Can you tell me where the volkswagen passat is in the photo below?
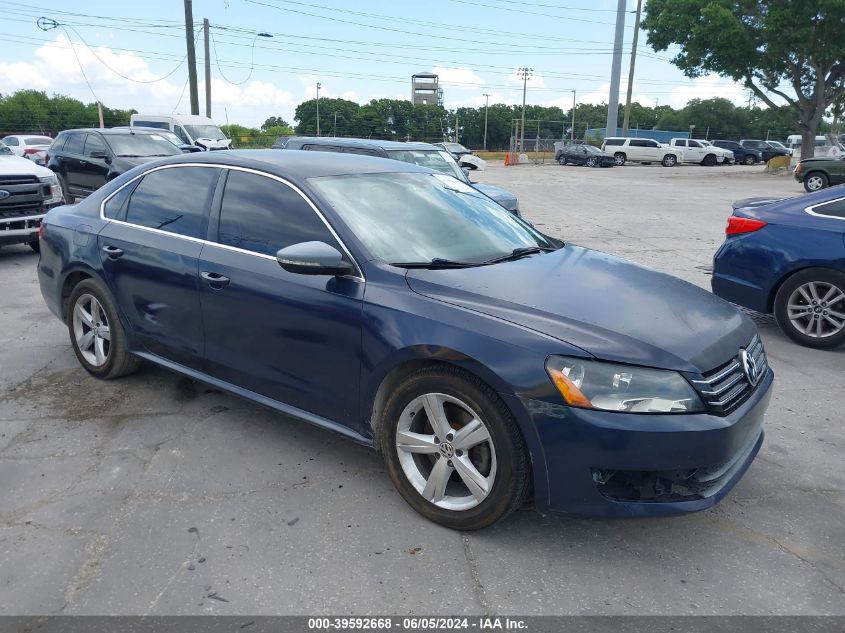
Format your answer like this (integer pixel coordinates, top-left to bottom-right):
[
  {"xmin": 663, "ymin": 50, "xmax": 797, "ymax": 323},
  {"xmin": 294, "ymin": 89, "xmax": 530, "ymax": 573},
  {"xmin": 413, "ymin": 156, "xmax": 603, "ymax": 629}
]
[{"xmin": 38, "ymin": 151, "xmax": 773, "ymax": 529}]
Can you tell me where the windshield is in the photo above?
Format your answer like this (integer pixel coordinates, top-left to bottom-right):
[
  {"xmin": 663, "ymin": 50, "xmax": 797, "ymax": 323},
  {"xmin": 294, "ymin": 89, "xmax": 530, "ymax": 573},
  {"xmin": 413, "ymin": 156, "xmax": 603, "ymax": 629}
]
[
  {"xmin": 385, "ymin": 149, "xmax": 466, "ymax": 180},
  {"xmin": 185, "ymin": 125, "xmax": 226, "ymax": 140},
  {"xmin": 105, "ymin": 134, "xmax": 183, "ymax": 157},
  {"xmin": 445, "ymin": 143, "xmax": 469, "ymax": 153},
  {"xmin": 310, "ymin": 172, "xmax": 554, "ymax": 265}
]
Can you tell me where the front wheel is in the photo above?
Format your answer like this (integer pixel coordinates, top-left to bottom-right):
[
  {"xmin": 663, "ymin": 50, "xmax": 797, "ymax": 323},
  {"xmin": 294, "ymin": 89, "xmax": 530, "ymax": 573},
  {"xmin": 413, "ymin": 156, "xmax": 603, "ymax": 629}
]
[
  {"xmin": 803, "ymin": 172, "xmax": 828, "ymax": 192},
  {"xmin": 67, "ymin": 278, "xmax": 141, "ymax": 379},
  {"xmin": 743, "ymin": 154, "xmax": 756, "ymax": 166},
  {"xmin": 662, "ymin": 154, "xmax": 677, "ymax": 167},
  {"xmin": 379, "ymin": 366, "xmax": 530, "ymax": 530},
  {"xmin": 557, "ymin": 155, "xmax": 567, "ymax": 165},
  {"xmin": 585, "ymin": 157, "xmax": 597, "ymax": 167},
  {"xmin": 774, "ymin": 268, "xmax": 845, "ymax": 349}
]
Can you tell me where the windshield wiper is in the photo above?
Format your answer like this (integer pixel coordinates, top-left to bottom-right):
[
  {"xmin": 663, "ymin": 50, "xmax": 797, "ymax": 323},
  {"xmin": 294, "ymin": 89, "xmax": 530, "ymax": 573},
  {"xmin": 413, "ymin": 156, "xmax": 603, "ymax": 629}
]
[
  {"xmin": 482, "ymin": 246, "xmax": 555, "ymax": 265},
  {"xmin": 391, "ymin": 258, "xmax": 480, "ymax": 269}
]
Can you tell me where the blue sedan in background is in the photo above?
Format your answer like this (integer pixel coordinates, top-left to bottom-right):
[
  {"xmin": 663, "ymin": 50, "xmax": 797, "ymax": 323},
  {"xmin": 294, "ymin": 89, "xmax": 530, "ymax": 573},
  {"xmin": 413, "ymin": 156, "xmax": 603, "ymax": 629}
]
[
  {"xmin": 712, "ymin": 186, "xmax": 845, "ymax": 349},
  {"xmin": 38, "ymin": 150, "xmax": 772, "ymax": 529}
]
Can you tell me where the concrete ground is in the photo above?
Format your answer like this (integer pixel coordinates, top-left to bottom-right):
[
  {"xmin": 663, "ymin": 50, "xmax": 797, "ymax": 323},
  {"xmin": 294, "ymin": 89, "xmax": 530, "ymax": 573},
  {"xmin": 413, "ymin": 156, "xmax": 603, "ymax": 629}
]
[{"xmin": 0, "ymin": 163, "xmax": 843, "ymax": 616}]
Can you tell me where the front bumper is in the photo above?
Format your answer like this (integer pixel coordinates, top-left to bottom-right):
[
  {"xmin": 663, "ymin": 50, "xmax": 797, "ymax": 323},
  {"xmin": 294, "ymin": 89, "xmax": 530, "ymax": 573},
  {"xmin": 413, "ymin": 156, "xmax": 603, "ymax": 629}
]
[
  {"xmin": 0, "ymin": 213, "xmax": 44, "ymax": 245},
  {"xmin": 520, "ymin": 369, "xmax": 772, "ymax": 517}
]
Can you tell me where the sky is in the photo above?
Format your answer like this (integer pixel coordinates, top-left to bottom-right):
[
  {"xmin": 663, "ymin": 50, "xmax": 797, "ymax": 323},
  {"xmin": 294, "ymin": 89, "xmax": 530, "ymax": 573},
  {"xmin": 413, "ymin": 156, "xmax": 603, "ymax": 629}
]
[{"xmin": 0, "ymin": 0, "xmax": 754, "ymax": 128}]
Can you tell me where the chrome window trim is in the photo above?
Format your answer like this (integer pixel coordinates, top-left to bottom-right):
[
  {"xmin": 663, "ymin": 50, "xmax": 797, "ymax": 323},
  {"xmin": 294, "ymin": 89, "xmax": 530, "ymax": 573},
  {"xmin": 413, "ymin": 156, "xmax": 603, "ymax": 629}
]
[
  {"xmin": 804, "ymin": 196, "xmax": 845, "ymax": 222},
  {"xmin": 99, "ymin": 162, "xmax": 365, "ymax": 281}
]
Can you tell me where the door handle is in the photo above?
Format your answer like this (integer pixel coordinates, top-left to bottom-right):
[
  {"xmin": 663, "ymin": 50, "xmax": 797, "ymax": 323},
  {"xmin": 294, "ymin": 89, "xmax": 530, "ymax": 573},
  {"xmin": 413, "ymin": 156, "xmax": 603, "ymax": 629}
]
[
  {"xmin": 201, "ymin": 271, "xmax": 230, "ymax": 289},
  {"xmin": 101, "ymin": 245, "xmax": 124, "ymax": 259}
]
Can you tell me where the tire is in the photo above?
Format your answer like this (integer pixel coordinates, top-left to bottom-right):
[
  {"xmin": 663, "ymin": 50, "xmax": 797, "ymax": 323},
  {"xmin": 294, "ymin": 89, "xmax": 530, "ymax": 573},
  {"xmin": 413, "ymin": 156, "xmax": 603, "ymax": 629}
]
[
  {"xmin": 803, "ymin": 172, "xmax": 829, "ymax": 192},
  {"xmin": 702, "ymin": 153, "xmax": 717, "ymax": 166},
  {"xmin": 57, "ymin": 173, "xmax": 71, "ymax": 203},
  {"xmin": 774, "ymin": 268, "xmax": 845, "ymax": 349},
  {"xmin": 585, "ymin": 157, "xmax": 597, "ymax": 168},
  {"xmin": 661, "ymin": 154, "xmax": 677, "ymax": 167},
  {"xmin": 378, "ymin": 366, "xmax": 531, "ymax": 530},
  {"xmin": 743, "ymin": 154, "xmax": 756, "ymax": 166},
  {"xmin": 67, "ymin": 278, "xmax": 141, "ymax": 379},
  {"xmin": 613, "ymin": 152, "xmax": 626, "ymax": 166},
  {"xmin": 557, "ymin": 155, "xmax": 567, "ymax": 165},
  {"xmin": 28, "ymin": 239, "xmax": 40, "ymax": 253}
]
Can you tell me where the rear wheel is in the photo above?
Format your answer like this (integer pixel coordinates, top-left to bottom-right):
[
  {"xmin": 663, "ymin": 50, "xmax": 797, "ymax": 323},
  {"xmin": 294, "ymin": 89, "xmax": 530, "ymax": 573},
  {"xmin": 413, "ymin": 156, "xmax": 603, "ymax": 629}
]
[
  {"xmin": 379, "ymin": 366, "xmax": 530, "ymax": 530},
  {"xmin": 28, "ymin": 239, "xmax": 40, "ymax": 252},
  {"xmin": 774, "ymin": 268, "xmax": 845, "ymax": 349},
  {"xmin": 613, "ymin": 152, "xmax": 626, "ymax": 166},
  {"xmin": 57, "ymin": 173, "xmax": 71, "ymax": 203},
  {"xmin": 803, "ymin": 172, "xmax": 828, "ymax": 192},
  {"xmin": 67, "ymin": 278, "xmax": 141, "ymax": 379},
  {"xmin": 662, "ymin": 154, "xmax": 677, "ymax": 167}
]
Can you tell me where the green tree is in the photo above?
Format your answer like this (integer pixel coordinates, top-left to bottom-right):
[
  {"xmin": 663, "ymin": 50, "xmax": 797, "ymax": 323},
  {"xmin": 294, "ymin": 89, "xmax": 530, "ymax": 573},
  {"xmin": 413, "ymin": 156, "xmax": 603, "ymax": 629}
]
[
  {"xmin": 294, "ymin": 97, "xmax": 360, "ymax": 136},
  {"xmin": 642, "ymin": 0, "xmax": 845, "ymax": 158},
  {"xmin": 261, "ymin": 116, "xmax": 293, "ymax": 133}
]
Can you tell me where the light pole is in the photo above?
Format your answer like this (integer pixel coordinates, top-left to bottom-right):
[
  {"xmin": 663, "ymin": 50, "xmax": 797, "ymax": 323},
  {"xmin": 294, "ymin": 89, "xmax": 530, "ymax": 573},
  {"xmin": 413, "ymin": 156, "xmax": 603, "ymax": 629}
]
[
  {"xmin": 316, "ymin": 82, "xmax": 322, "ymax": 136},
  {"xmin": 570, "ymin": 89, "xmax": 576, "ymax": 143},
  {"xmin": 518, "ymin": 67, "xmax": 532, "ymax": 153},
  {"xmin": 482, "ymin": 93, "xmax": 491, "ymax": 151}
]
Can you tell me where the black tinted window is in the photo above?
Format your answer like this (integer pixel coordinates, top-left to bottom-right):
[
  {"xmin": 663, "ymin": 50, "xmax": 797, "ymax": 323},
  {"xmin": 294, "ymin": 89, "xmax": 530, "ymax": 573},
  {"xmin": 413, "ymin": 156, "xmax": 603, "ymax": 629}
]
[
  {"xmin": 83, "ymin": 133, "xmax": 107, "ymax": 157},
  {"xmin": 304, "ymin": 145, "xmax": 343, "ymax": 153},
  {"xmin": 630, "ymin": 139, "xmax": 650, "ymax": 147},
  {"xmin": 125, "ymin": 167, "xmax": 219, "ymax": 238},
  {"xmin": 50, "ymin": 135, "xmax": 67, "ymax": 152},
  {"xmin": 103, "ymin": 179, "xmax": 141, "ymax": 220},
  {"xmin": 218, "ymin": 170, "xmax": 339, "ymax": 256},
  {"xmin": 604, "ymin": 139, "xmax": 624, "ymax": 146},
  {"xmin": 64, "ymin": 133, "xmax": 85, "ymax": 154},
  {"xmin": 811, "ymin": 198, "xmax": 845, "ymax": 219}
]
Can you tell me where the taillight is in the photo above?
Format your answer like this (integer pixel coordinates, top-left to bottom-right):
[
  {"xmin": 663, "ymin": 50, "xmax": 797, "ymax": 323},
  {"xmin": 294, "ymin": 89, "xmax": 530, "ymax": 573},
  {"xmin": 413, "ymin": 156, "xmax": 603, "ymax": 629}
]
[
  {"xmin": 23, "ymin": 148, "xmax": 39, "ymax": 155},
  {"xmin": 38, "ymin": 222, "xmax": 45, "ymax": 240},
  {"xmin": 726, "ymin": 216, "xmax": 767, "ymax": 236}
]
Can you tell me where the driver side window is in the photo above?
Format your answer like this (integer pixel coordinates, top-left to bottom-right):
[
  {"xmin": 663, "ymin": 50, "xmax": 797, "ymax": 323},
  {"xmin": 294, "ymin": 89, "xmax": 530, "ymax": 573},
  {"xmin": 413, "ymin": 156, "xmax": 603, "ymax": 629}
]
[{"xmin": 175, "ymin": 126, "xmax": 191, "ymax": 144}]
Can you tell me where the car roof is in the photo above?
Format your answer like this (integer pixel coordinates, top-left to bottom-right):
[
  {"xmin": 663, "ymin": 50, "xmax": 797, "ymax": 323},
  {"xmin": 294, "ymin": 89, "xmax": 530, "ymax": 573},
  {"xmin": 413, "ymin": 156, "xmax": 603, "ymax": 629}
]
[
  {"xmin": 285, "ymin": 136, "xmax": 440, "ymax": 152},
  {"xmin": 59, "ymin": 128, "xmax": 166, "ymax": 136},
  {"xmin": 145, "ymin": 149, "xmax": 432, "ymax": 179}
]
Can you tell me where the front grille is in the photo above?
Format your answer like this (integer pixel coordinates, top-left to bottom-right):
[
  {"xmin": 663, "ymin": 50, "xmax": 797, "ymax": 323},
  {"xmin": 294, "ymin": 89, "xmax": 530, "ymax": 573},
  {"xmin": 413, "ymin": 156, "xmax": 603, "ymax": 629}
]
[
  {"xmin": 0, "ymin": 174, "xmax": 39, "ymax": 185},
  {"xmin": 0, "ymin": 202, "xmax": 43, "ymax": 219},
  {"xmin": 691, "ymin": 335, "xmax": 769, "ymax": 415}
]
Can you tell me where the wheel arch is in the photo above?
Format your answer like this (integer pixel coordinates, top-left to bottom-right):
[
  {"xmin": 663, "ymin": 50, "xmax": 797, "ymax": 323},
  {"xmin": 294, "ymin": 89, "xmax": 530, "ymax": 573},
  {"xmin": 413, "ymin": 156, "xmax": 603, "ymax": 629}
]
[{"xmin": 766, "ymin": 264, "xmax": 842, "ymax": 312}]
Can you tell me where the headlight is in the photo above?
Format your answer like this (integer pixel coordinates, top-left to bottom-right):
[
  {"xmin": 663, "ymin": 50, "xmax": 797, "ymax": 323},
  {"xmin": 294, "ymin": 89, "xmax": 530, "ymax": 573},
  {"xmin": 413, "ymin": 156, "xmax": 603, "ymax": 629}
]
[
  {"xmin": 38, "ymin": 174, "xmax": 63, "ymax": 204},
  {"xmin": 545, "ymin": 356, "xmax": 705, "ymax": 414}
]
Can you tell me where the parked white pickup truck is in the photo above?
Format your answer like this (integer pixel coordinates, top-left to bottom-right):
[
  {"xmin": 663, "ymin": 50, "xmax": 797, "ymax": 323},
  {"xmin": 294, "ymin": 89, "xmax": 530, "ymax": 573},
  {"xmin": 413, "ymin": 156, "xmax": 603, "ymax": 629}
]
[
  {"xmin": 668, "ymin": 138, "xmax": 733, "ymax": 165},
  {"xmin": 601, "ymin": 137, "xmax": 684, "ymax": 166}
]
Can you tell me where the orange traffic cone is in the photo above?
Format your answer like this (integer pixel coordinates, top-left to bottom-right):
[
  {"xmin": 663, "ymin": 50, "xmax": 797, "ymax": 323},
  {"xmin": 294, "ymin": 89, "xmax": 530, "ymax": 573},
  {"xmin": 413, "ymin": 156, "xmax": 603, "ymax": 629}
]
[{"xmin": 504, "ymin": 153, "xmax": 510, "ymax": 167}]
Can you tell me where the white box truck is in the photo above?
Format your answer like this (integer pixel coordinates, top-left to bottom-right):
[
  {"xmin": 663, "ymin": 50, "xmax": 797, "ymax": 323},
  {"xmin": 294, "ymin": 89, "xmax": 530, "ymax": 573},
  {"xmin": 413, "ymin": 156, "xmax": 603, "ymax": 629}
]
[{"xmin": 130, "ymin": 114, "xmax": 232, "ymax": 150}]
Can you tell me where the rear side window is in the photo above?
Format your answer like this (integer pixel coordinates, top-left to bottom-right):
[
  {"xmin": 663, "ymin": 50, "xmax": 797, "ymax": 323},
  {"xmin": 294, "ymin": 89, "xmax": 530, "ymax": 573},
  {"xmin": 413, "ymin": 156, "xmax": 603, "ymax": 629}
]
[
  {"xmin": 4, "ymin": 137, "xmax": 19, "ymax": 146},
  {"xmin": 125, "ymin": 166, "xmax": 219, "ymax": 239},
  {"xmin": 343, "ymin": 147, "xmax": 380, "ymax": 156},
  {"xmin": 809, "ymin": 198, "xmax": 845, "ymax": 219},
  {"xmin": 64, "ymin": 133, "xmax": 85, "ymax": 155},
  {"xmin": 50, "ymin": 134, "xmax": 67, "ymax": 152},
  {"xmin": 217, "ymin": 170, "xmax": 341, "ymax": 256},
  {"xmin": 603, "ymin": 139, "xmax": 624, "ymax": 146},
  {"xmin": 630, "ymin": 139, "xmax": 651, "ymax": 147},
  {"xmin": 103, "ymin": 179, "xmax": 141, "ymax": 220}
]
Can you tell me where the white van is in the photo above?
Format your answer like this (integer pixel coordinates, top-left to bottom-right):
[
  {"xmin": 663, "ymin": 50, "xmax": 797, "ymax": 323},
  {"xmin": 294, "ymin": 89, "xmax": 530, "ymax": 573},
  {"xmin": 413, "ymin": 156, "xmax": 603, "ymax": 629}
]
[
  {"xmin": 785, "ymin": 134, "xmax": 842, "ymax": 158},
  {"xmin": 130, "ymin": 114, "xmax": 232, "ymax": 150}
]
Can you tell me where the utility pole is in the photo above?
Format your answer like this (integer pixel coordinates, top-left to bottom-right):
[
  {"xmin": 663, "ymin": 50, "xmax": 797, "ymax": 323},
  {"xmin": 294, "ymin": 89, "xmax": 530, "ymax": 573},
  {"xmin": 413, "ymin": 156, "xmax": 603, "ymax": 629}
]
[
  {"xmin": 333, "ymin": 112, "xmax": 337, "ymax": 137},
  {"xmin": 605, "ymin": 0, "xmax": 626, "ymax": 136},
  {"xmin": 571, "ymin": 89, "xmax": 576, "ymax": 142},
  {"xmin": 455, "ymin": 115, "xmax": 459, "ymax": 144},
  {"xmin": 518, "ymin": 67, "xmax": 532, "ymax": 153},
  {"xmin": 203, "ymin": 18, "xmax": 211, "ymax": 118},
  {"xmin": 97, "ymin": 101, "xmax": 104, "ymax": 128},
  {"xmin": 315, "ymin": 82, "xmax": 321, "ymax": 136},
  {"xmin": 183, "ymin": 0, "xmax": 199, "ymax": 115},
  {"xmin": 621, "ymin": 0, "xmax": 642, "ymax": 136},
  {"xmin": 482, "ymin": 93, "xmax": 490, "ymax": 150}
]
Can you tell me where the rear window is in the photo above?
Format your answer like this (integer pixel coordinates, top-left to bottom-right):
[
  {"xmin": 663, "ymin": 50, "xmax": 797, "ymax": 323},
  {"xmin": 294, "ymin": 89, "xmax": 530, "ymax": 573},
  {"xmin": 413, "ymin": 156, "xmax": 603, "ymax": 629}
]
[
  {"xmin": 304, "ymin": 145, "xmax": 344, "ymax": 153},
  {"xmin": 603, "ymin": 139, "xmax": 624, "ymax": 146},
  {"xmin": 133, "ymin": 120, "xmax": 170, "ymax": 130},
  {"xmin": 25, "ymin": 137, "xmax": 52, "ymax": 145}
]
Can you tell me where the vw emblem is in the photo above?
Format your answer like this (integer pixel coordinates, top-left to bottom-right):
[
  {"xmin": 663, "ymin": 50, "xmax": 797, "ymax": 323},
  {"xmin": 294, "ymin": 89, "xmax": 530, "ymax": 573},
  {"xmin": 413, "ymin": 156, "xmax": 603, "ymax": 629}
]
[
  {"xmin": 0, "ymin": 189, "xmax": 10, "ymax": 200},
  {"xmin": 740, "ymin": 349, "xmax": 759, "ymax": 387},
  {"xmin": 438, "ymin": 442, "xmax": 454, "ymax": 459}
]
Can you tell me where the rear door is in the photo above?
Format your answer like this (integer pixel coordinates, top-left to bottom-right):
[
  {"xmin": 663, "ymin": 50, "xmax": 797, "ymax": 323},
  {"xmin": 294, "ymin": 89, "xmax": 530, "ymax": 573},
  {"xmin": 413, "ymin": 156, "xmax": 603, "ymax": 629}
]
[
  {"xmin": 98, "ymin": 164, "xmax": 221, "ymax": 369},
  {"xmin": 197, "ymin": 168, "xmax": 365, "ymax": 429}
]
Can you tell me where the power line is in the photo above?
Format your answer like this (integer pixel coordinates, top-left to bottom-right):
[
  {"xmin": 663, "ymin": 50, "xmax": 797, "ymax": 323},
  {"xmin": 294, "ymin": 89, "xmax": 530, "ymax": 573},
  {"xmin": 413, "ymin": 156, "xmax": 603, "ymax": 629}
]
[{"xmin": 445, "ymin": 0, "xmax": 636, "ymax": 26}]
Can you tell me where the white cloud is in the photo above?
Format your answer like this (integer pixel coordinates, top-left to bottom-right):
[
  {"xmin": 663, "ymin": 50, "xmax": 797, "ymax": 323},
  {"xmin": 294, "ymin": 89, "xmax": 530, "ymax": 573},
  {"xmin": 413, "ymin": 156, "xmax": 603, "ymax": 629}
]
[
  {"xmin": 667, "ymin": 75, "xmax": 746, "ymax": 108},
  {"xmin": 0, "ymin": 35, "xmax": 296, "ymax": 127},
  {"xmin": 432, "ymin": 66, "xmax": 484, "ymax": 88}
]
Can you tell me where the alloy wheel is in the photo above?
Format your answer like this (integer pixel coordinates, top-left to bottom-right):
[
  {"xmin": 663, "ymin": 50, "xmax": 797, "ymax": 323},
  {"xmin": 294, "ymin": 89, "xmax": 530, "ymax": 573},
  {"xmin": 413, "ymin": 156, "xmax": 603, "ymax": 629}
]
[
  {"xmin": 805, "ymin": 175, "xmax": 826, "ymax": 191},
  {"xmin": 72, "ymin": 293, "xmax": 111, "ymax": 366},
  {"xmin": 586, "ymin": 157, "xmax": 596, "ymax": 167},
  {"xmin": 786, "ymin": 281, "xmax": 845, "ymax": 338},
  {"xmin": 395, "ymin": 393, "xmax": 497, "ymax": 511}
]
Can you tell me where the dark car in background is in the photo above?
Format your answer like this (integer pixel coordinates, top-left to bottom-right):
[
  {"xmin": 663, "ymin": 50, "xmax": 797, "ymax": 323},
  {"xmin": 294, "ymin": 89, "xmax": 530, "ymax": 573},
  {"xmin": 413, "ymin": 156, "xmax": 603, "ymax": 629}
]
[
  {"xmin": 711, "ymin": 140, "xmax": 763, "ymax": 165},
  {"xmin": 712, "ymin": 186, "xmax": 845, "ymax": 348},
  {"xmin": 281, "ymin": 137, "xmax": 521, "ymax": 216},
  {"xmin": 739, "ymin": 139, "xmax": 791, "ymax": 162},
  {"xmin": 47, "ymin": 128, "xmax": 182, "ymax": 201},
  {"xmin": 556, "ymin": 144, "xmax": 615, "ymax": 168},
  {"xmin": 39, "ymin": 150, "xmax": 772, "ymax": 529},
  {"xmin": 794, "ymin": 155, "xmax": 845, "ymax": 192}
]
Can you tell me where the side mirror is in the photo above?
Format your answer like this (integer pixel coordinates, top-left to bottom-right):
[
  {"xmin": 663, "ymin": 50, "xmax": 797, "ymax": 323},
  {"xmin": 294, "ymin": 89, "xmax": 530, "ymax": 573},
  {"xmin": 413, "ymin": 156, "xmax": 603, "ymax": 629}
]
[
  {"xmin": 276, "ymin": 241, "xmax": 352, "ymax": 276},
  {"xmin": 180, "ymin": 144, "xmax": 203, "ymax": 153},
  {"xmin": 90, "ymin": 150, "xmax": 108, "ymax": 159}
]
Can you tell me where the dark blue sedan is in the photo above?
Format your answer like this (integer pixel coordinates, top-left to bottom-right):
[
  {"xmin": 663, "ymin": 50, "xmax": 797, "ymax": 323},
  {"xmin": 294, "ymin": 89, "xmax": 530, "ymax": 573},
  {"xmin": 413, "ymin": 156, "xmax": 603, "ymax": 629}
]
[
  {"xmin": 712, "ymin": 186, "xmax": 845, "ymax": 349},
  {"xmin": 38, "ymin": 150, "xmax": 772, "ymax": 529}
]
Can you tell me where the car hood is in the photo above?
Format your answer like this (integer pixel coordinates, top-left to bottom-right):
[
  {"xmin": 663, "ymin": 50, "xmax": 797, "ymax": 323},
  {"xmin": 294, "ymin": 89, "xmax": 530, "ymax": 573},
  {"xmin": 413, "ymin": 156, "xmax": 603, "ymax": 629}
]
[
  {"xmin": 0, "ymin": 155, "xmax": 54, "ymax": 177},
  {"xmin": 405, "ymin": 245, "xmax": 755, "ymax": 372},
  {"xmin": 114, "ymin": 156, "xmax": 169, "ymax": 169},
  {"xmin": 471, "ymin": 183, "xmax": 518, "ymax": 211},
  {"xmin": 800, "ymin": 156, "xmax": 843, "ymax": 164}
]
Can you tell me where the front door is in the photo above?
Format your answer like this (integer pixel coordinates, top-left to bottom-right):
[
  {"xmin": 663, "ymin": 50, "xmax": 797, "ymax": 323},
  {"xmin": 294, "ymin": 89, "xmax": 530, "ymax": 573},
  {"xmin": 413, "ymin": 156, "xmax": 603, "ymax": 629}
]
[
  {"xmin": 98, "ymin": 165, "xmax": 221, "ymax": 369},
  {"xmin": 79, "ymin": 133, "xmax": 111, "ymax": 194},
  {"xmin": 198, "ymin": 168, "xmax": 365, "ymax": 430}
]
